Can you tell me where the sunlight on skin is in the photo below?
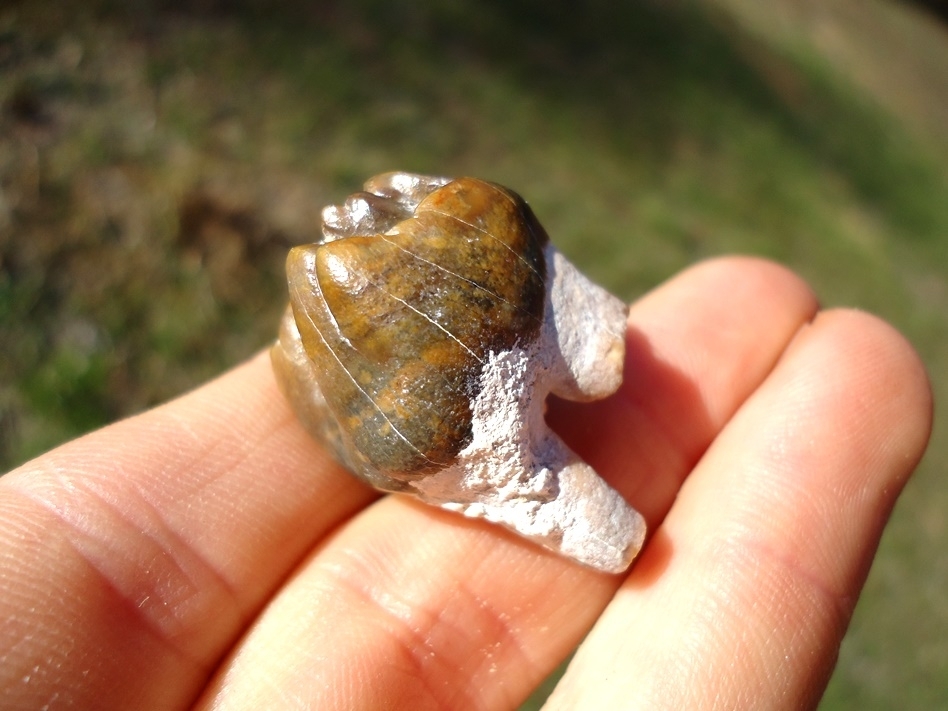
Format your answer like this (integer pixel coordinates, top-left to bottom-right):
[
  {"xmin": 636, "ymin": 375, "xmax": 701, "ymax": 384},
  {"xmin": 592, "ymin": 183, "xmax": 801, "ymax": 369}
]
[{"xmin": 0, "ymin": 258, "xmax": 932, "ymax": 711}]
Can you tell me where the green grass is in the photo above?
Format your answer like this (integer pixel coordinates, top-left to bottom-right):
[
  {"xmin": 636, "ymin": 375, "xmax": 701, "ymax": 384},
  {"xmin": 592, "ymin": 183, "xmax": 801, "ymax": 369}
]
[{"xmin": 1, "ymin": 0, "xmax": 946, "ymax": 707}]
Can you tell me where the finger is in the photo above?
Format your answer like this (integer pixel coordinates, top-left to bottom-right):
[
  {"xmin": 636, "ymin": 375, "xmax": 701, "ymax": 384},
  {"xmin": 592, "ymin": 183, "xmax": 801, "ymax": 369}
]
[
  {"xmin": 194, "ymin": 258, "xmax": 819, "ymax": 710},
  {"xmin": 546, "ymin": 310, "xmax": 933, "ymax": 709},
  {"xmin": 0, "ymin": 353, "xmax": 377, "ymax": 710}
]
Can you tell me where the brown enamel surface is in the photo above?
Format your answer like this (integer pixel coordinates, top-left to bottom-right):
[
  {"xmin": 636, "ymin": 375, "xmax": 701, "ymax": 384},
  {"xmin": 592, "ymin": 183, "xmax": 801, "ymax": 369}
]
[{"xmin": 286, "ymin": 177, "xmax": 548, "ymax": 477}]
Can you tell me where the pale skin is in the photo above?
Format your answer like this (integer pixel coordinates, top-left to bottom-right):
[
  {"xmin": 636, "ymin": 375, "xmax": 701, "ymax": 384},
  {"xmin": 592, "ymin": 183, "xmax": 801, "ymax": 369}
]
[{"xmin": 0, "ymin": 257, "xmax": 933, "ymax": 710}]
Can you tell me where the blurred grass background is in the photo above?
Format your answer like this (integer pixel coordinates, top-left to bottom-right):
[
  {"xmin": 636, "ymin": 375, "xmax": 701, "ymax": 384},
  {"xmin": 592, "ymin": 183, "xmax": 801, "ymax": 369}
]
[{"xmin": 1, "ymin": 0, "xmax": 946, "ymax": 706}]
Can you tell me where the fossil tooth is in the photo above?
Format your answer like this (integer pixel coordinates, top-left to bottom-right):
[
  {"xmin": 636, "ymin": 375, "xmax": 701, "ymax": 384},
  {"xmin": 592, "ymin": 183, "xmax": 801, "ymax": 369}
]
[{"xmin": 272, "ymin": 173, "xmax": 646, "ymax": 573}]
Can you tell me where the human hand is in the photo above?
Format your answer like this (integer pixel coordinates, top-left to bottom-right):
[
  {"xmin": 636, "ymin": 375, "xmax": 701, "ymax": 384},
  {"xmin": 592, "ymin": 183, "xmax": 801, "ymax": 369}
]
[{"xmin": 0, "ymin": 257, "xmax": 932, "ymax": 710}]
